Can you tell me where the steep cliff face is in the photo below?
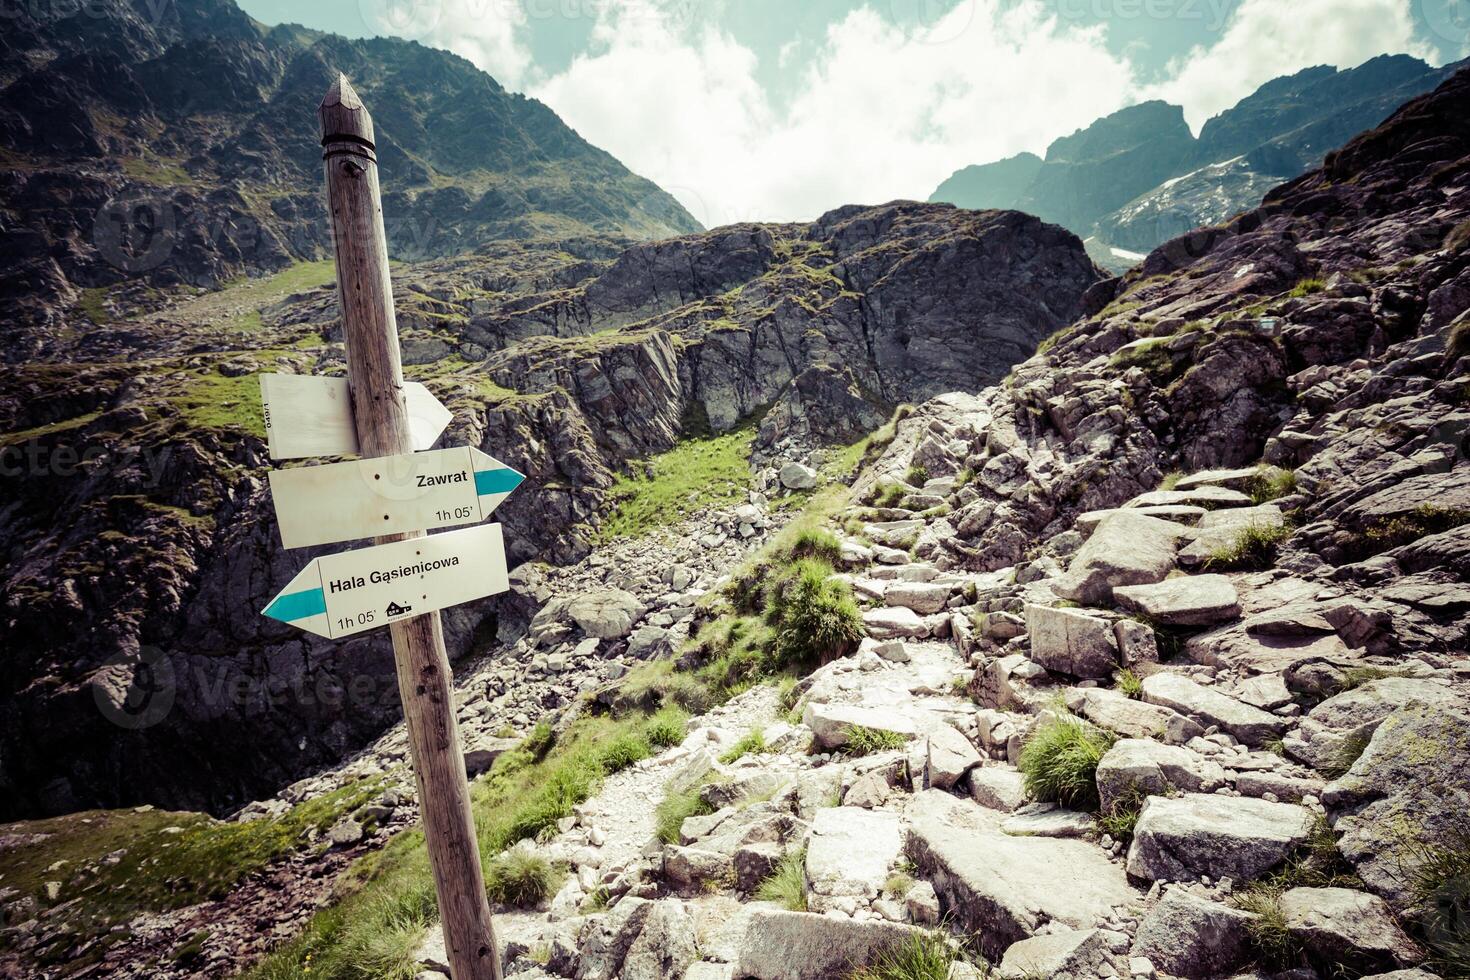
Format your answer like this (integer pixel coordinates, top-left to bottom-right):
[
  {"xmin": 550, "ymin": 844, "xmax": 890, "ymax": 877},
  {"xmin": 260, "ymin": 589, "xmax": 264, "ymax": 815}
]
[
  {"xmin": 0, "ymin": 201, "xmax": 1100, "ymax": 819},
  {"xmin": 0, "ymin": 0, "xmax": 699, "ymax": 354}
]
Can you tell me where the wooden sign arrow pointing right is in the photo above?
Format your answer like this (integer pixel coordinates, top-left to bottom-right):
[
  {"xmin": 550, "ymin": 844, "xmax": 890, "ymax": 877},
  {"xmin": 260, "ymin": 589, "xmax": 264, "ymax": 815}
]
[
  {"xmin": 261, "ymin": 373, "xmax": 452, "ymax": 460},
  {"xmin": 267, "ymin": 446, "xmax": 524, "ymax": 549}
]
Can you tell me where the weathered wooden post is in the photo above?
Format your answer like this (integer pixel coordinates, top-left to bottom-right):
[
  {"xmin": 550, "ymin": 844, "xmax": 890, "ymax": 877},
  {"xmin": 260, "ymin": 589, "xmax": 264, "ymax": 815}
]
[{"xmin": 318, "ymin": 73, "xmax": 503, "ymax": 980}]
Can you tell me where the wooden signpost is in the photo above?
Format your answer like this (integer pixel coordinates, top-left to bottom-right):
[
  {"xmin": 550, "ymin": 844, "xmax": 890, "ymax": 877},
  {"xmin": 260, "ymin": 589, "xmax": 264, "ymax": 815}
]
[{"xmin": 257, "ymin": 75, "xmax": 507, "ymax": 980}]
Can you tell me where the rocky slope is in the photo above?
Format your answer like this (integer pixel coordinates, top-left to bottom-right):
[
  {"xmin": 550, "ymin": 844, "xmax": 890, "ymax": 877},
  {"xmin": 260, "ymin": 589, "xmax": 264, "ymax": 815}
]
[
  {"xmin": 931, "ymin": 54, "xmax": 1465, "ymax": 265},
  {"xmin": 0, "ymin": 199, "xmax": 1100, "ymax": 821},
  {"xmin": 409, "ymin": 58, "xmax": 1470, "ymax": 980},
  {"xmin": 0, "ymin": 0, "xmax": 699, "ymax": 355},
  {"xmin": 3, "ymin": 60, "xmax": 1467, "ymax": 980}
]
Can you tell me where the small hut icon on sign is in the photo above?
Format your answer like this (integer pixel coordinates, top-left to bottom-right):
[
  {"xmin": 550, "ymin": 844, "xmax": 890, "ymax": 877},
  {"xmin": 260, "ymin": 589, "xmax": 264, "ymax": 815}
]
[{"xmin": 385, "ymin": 601, "xmax": 413, "ymax": 616}]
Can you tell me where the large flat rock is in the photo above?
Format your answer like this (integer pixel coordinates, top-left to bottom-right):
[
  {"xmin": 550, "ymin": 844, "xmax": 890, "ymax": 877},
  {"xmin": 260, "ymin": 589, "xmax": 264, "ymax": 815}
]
[
  {"xmin": 1126, "ymin": 793, "xmax": 1314, "ymax": 883},
  {"xmin": 806, "ymin": 807, "xmax": 902, "ymax": 908},
  {"xmin": 1072, "ymin": 688, "xmax": 1203, "ymax": 745},
  {"xmin": 734, "ymin": 908, "xmax": 923, "ymax": 980},
  {"xmin": 862, "ymin": 605, "xmax": 931, "ymax": 639},
  {"xmin": 1140, "ymin": 672, "xmax": 1287, "ymax": 747},
  {"xmin": 1177, "ymin": 504, "xmax": 1285, "ymax": 566},
  {"xmin": 1094, "ymin": 738, "xmax": 1225, "ymax": 813},
  {"xmin": 1128, "ymin": 486, "xmax": 1254, "ymax": 508},
  {"xmin": 905, "ymin": 790, "xmax": 1138, "ymax": 958},
  {"xmin": 1053, "ymin": 511, "xmax": 1184, "ymax": 605},
  {"xmin": 1113, "ymin": 574, "xmax": 1241, "ymax": 626},
  {"xmin": 802, "ymin": 701, "xmax": 928, "ymax": 749}
]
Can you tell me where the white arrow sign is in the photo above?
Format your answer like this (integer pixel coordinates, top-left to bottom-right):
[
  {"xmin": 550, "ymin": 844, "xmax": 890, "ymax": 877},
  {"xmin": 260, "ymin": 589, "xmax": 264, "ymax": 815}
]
[
  {"xmin": 268, "ymin": 446, "xmax": 524, "ymax": 549},
  {"xmin": 262, "ymin": 523, "xmax": 509, "ymax": 638},
  {"xmin": 261, "ymin": 373, "xmax": 452, "ymax": 460}
]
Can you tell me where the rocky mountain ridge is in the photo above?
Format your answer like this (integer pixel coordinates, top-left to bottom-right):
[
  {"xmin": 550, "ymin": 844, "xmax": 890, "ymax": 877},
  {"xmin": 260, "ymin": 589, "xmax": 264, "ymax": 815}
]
[
  {"xmin": 930, "ymin": 54, "xmax": 1466, "ymax": 266},
  {"xmin": 0, "ymin": 0, "xmax": 700, "ymax": 355}
]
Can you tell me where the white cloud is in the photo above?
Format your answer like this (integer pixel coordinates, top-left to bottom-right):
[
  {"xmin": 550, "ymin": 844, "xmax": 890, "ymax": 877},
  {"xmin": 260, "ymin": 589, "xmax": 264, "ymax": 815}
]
[
  {"xmin": 359, "ymin": 0, "xmax": 532, "ymax": 86},
  {"xmin": 531, "ymin": 0, "xmax": 1141, "ymax": 226},
  {"xmin": 1149, "ymin": 0, "xmax": 1440, "ymax": 130},
  {"xmin": 399, "ymin": 0, "xmax": 1446, "ymax": 226}
]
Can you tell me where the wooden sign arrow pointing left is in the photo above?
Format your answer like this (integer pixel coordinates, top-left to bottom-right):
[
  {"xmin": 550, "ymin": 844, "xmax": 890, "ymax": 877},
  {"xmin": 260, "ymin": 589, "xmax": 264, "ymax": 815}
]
[
  {"xmin": 267, "ymin": 446, "xmax": 524, "ymax": 549},
  {"xmin": 262, "ymin": 523, "xmax": 509, "ymax": 638}
]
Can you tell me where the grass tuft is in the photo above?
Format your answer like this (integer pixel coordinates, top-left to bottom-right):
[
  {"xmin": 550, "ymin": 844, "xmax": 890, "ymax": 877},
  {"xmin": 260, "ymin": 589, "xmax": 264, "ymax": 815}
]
[
  {"xmin": 1450, "ymin": 317, "xmax": 1470, "ymax": 362},
  {"xmin": 847, "ymin": 930, "xmax": 958, "ymax": 980},
  {"xmin": 1243, "ymin": 466, "xmax": 1298, "ymax": 504},
  {"xmin": 1115, "ymin": 669, "xmax": 1143, "ymax": 700},
  {"xmin": 1410, "ymin": 826, "xmax": 1470, "ymax": 977},
  {"xmin": 870, "ymin": 482, "xmax": 908, "ymax": 509},
  {"xmin": 1097, "ymin": 793, "xmax": 1145, "ymax": 844},
  {"xmin": 720, "ymin": 729, "xmax": 769, "ymax": 764},
  {"xmin": 754, "ymin": 848, "xmax": 808, "ymax": 911},
  {"xmin": 1321, "ymin": 729, "xmax": 1373, "ymax": 779},
  {"xmin": 1017, "ymin": 711, "xmax": 1115, "ymax": 811},
  {"xmin": 1289, "ymin": 277, "xmax": 1327, "ymax": 298},
  {"xmin": 600, "ymin": 732, "xmax": 653, "ymax": 773},
  {"xmin": 839, "ymin": 725, "xmax": 909, "ymax": 756},
  {"xmin": 645, "ymin": 706, "xmax": 689, "ymax": 749},
  {"xmin": 763, "ymin": 558, "xmax": 865, "ymax": 669},
  {"xmin": 1205, "ymin": 522, "xmax": 1291, "ymax": 571},
  {"xmin": 655, "ymin": 786, "xmax": 715, "ymax": 845},
  {"xmin": 484, "ymin": 850, "xmax": 560, "ymax": 908},
  {"xmin": 790, "ymin": 527, "xmax": 844, "ymax": 564}
]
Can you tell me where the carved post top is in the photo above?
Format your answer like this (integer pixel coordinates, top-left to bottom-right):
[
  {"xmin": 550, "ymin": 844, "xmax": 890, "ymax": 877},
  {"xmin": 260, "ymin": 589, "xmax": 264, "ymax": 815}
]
[{"xmin": 319, "ymin": 72, "xmax": 376, "ymax": 150}]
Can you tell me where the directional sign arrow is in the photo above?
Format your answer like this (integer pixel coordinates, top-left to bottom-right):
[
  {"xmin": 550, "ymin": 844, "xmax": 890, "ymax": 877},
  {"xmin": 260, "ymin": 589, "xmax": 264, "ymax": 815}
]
[
  {"xmin": 260, "ymin": 373, "xmax": 452, "ymax": 460},
  {"xmin": 262, "ymin": 523, "xmax": 509, "ymax": 638},
  {"xmin": 268, "ymin": 446, "xmax": 524, "ymax": 549}
]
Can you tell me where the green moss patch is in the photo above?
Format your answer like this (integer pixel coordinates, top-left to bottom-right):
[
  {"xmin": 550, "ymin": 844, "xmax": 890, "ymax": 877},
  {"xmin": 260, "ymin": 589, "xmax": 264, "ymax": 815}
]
[{"xmin": 597, "ymin": 423, "xmax": 757, "ymax": 541}]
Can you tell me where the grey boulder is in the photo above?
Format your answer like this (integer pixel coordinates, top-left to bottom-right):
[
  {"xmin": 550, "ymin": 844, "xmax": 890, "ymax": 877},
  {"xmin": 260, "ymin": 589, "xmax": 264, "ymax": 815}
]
[
  {"xmin": 925, "ymin": 724, "xmax": 983, "ymax": 789},
  {"xmin": 1280, "ymin": 886, "xmax": 1425, "ymax": 972},
  {"xmin": 1131, "ymin": 888, "xmax": 1256, "ymax": 978},
  {"xmin": 1126, "ymin": 793, "xmax": 1314, "ymax": 883},
  {"xmin": 1113, "ymin": 574, "xmax": 1241, "ymax": 626},
  {"xmin": 1141, "ymin": 672, "xmax": 1287, "ymax": 747},
  {"xmin": 1094, "ymin": 739, "xmax": 1225, "ymax": 813},
  {"xmin": 1052, "ymin": 511, "xmax": 1183, "ymax": 605},
  {"xmin": 734, "ymin": 908, "xmax": 924, "ymax": 980},
  {"xmin": 568, "ymin": 589, "xmax": 648, "ymax": 639},
  {"xmin": 1024, "ymin": 603, "xmax": 1119, "ymax": 679}
]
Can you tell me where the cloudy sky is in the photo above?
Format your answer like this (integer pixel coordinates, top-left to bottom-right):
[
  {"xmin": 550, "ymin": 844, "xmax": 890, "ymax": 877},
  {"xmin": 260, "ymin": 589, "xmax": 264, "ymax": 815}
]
[{"xmin": 240, "ymin": 0, "xmax": 1468, "ymax": 227}]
